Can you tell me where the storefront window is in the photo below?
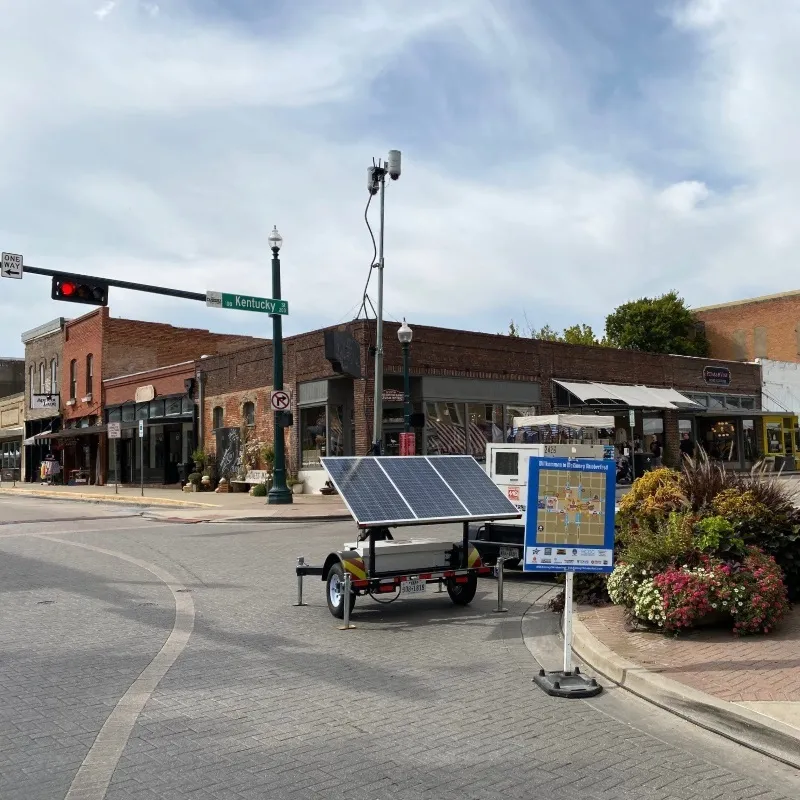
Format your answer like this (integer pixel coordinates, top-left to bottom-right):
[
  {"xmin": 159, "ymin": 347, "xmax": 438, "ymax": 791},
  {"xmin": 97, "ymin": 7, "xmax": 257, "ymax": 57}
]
[
  {"xmin": 107, "ymin": 408, "xmax": 121, "ymax": 423},
  {"xmin": 165, "ymin": 397, "xmax": 183, "ymax": 417},
  {"xmin": 425, "ymin": 402, "xmax": 465, "ymax": 455},
  {"xmin": 740, "ymin": 396, "xmax": 755, "ymax": 410},
  {"xmin": 300, "ymin": 406, "xmax": 326, "ymax": 467},
  {"xmin": 766, "ymin": 422, "xmax": 783, "ymax": 454},
  {"xmin": 643, "ymin": 415, "xmax": 664, "ymax": 456},
  {"xmin": 467, "ymin": 403, "xmax": 503, "ymax": 461},
  {"xmin": 708, "ymin": 395, "xmax": 726, "ymax": 410},
  {"xmin": 743, "ymin": 420, "xmax": 757, "ymax": 462},
  {"xmin": 181, "ymin": 396, "xmax": 194, "ymax": 414},
  {"xmin": 121, "ymin": 404, "xmax": 135, "ymax": 423},
  {"xmin": 149, "ymin": 400, "xmax": 165, "ymax": 418},
  {"xmin": 243, "ymin": 401, "xmax": 255, "ymax": 426},
  {"xmin": 708, "ymin": 420, "xmax": 737, "ymax": 462},
  {"xmin": 328, "ymin": 406, "xmax": 345, "ymax": 457},
  {"xmin": 136, "ymin": 403, "xmax": 149, "ymax": 420}
]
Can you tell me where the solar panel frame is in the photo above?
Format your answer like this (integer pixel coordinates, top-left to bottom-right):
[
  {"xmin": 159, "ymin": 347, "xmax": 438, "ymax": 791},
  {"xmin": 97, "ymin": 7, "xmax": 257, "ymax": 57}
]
[{"xmin": 321, "ymin": 455, "xmax": 521, "ymax": 528}]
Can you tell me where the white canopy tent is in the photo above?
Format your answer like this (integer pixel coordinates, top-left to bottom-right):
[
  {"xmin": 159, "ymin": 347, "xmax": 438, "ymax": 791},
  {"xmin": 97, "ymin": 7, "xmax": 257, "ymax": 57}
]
[{"xmin": 512, "ymin": 414, "xmax": 616, "ymax": 428}]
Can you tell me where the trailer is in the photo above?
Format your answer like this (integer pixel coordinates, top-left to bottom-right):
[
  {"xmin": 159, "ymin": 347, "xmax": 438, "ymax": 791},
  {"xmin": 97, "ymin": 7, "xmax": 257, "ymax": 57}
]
[
  {"xmin": 294, "ymin": 455, "xmax": 521, "ymax": 620},
  {"xmin": 471, "ymin": 415, "xmax": 615, "ymax": 568}
]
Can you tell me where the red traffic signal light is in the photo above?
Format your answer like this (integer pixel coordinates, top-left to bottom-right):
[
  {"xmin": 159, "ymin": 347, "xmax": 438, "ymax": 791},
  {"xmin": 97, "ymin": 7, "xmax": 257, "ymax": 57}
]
[{"xmin": 51, "ymin": 274, "xmax": 108, "ymax": 306}]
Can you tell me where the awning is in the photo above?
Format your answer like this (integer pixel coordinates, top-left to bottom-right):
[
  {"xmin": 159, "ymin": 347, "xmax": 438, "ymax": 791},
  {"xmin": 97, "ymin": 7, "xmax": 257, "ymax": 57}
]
[
  {"xmin": 36, "ymin": 425, "xmax": 108, "ymax": 440},
  {"xmin": 513, "ymin": 414, "xmax": 615, "ymax": 428},
  {"xmin": 23, "ymin": 427, "xmax": 54, "ymax": 445},
  {"xmin": 555, "ymin": 380, "xmax": 701, "ymax": 410}
]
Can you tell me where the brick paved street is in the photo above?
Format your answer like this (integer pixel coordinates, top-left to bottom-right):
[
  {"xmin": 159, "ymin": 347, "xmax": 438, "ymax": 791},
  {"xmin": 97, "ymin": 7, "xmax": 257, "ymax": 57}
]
[
  {"xmin": 580, "ymin": 604, "xmax": 800, "ymax": 703},
  {"xmin": 2, "ymin": 494, "xmax": 800, "ymax": 800}
]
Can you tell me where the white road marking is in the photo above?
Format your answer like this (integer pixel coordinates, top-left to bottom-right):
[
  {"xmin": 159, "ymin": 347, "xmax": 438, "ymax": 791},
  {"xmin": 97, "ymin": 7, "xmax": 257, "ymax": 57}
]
[{"xmin": 37, "ymin": 536, "xmax": 195, "ymax": 800}]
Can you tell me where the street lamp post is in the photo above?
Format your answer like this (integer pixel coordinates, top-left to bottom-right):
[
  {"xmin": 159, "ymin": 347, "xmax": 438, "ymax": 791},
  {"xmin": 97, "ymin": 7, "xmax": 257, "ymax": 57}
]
[
  {"xmin": 267, "ymin": 225, "xmax": 292, "ymax": 505},
  {"xmin": 398, "ymin": 319, "xmax": 413, "ymax": 432}
]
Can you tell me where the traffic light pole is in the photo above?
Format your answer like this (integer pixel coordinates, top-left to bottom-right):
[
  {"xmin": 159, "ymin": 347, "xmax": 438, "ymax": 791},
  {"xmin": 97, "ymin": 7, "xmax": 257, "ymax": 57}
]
[{"xmin": 23, "ymin": 265, "xmax": 207, "ymax": 303}]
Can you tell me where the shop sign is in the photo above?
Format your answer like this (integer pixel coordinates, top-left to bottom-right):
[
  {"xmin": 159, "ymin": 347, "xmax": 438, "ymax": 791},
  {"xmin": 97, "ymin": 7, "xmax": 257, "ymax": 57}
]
[
  {"xmin": 135, "ymin": 385, "xmax": 155, "ymax": 403},
  {"xmin": 382, "ymin": 389, "xmax": 405, "ymax": 403},
  {"xmin": 703, "ymin": 366, "xmax": 731, "ymax": 386},
  {"xmin": 31, "ymin": 394, "xmax": 59, "ymax": 410}
]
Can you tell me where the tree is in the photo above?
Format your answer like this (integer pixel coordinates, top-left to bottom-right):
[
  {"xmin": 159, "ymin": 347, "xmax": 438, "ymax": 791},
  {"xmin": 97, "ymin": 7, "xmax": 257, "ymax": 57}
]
[
  {"xmin": 604, "ymin": 291, "xmax": 709, "ymax": 356},
  {"xmin": 506, "ymin": 319, "xmax": 601, "ymax": 345},
  {"xmin": 562, "ymin": 324, "xmax": 602, "ymax": 346}
]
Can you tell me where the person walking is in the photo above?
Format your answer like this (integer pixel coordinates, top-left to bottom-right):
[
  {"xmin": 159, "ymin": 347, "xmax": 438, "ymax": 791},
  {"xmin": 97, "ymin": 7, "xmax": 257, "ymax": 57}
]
[
  {"xmin": 649, "ymin": 436, "xmax": 662, "ymax": 467},
  {"xmin": 680, "ymin": 432, "xmax": 695, "ymax": 460}
]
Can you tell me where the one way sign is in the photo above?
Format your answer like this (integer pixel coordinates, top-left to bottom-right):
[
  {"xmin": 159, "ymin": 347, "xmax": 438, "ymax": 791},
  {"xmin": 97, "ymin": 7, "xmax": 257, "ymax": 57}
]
[{"xmin": 1, "ymin": 252, "xmax": 23, "ymax": 279}]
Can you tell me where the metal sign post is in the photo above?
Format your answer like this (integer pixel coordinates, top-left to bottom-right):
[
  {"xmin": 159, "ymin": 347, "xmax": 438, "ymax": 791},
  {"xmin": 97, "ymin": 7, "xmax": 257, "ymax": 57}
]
[
  {"xmin": 108, "ymin": 423, "xmax": 121, "ymax": 495},
  {"xmin": 628, "ymin": 408, "xmax": 636, "ymax": 483},
  {"xmin": 525, "ymin": 456, "xmax": 613, "ymax": 698},
  {"xmin": 139, "ymin": 420, "xmax": 144, "ymax": 497}
]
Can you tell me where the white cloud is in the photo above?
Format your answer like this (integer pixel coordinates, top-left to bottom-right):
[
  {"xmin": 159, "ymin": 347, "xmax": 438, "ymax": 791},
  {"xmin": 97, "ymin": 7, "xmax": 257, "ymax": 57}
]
[{"xmin": 1, "ymin": 0, "xmax": 800, "ymax": 355}]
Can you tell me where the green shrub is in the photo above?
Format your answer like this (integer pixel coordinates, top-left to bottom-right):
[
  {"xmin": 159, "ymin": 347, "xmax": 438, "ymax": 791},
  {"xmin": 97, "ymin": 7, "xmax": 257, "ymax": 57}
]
[
  {"xmin": 617, "ymin": 468, "xmax": 687, "ymax": 524},
  {"xmin": 620, "ymin": 512, "xmax": 696, "ymax": 573},
  {"xmin": 694, "ymin": 515, "xmax": 745, "ymax": 558},
  {"xmin": 187, "ymin": 472, "xmax": 201, "ymax": 485},
  {"xmin": 251, "ymin": 483, "xmax": 267, "ymax": 497}
]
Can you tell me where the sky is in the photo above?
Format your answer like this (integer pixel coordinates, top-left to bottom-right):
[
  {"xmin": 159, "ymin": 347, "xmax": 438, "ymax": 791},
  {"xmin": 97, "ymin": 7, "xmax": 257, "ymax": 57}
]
[{"xmin": 1, "ymin": 0, "xmax": 799, "ymax": 356}]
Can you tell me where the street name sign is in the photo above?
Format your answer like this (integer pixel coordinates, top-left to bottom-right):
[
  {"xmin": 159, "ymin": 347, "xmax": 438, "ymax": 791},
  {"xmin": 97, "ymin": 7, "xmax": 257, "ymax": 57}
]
[
  {"xmin": 108, "ymin": 422, "xmax": 121, "ymax": 439},
  {"xmin": 206, "ymin": 291, "xmax": 288, "ymax": 315},
  {"xmin": 139, "ymin": 420, "xmax": 145, "ymax": 438},
  {"xmin": 1, "ymin": 252, "xmax": 23, "ymax": 279},
  {"xmin": 270, "ymin": 389, "xmax": 291, "ymax": 411}
]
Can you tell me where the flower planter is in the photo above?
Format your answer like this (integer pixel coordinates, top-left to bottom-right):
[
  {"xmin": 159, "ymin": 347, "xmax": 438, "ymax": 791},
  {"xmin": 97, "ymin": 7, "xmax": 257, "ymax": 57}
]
[{"xmin": 291, "ymin": 482, "xmax": 304, "ymax": 495}]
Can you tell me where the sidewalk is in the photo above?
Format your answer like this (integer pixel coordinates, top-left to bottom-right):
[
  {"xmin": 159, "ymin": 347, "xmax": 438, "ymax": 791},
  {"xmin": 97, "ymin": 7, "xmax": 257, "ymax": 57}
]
[
  {"xmin": 573, "ymin": 603, "xmax": 800, "ymax": 766},
  {"xmin": 0, "ymin": 482, "xmax": 350, "ymax": 522}
]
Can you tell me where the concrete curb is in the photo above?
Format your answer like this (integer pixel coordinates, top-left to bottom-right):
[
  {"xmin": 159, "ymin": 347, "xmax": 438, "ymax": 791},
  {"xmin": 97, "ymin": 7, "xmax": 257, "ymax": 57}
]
[
  {"xmin": 571, "ymin": 614, "xmax": 800, "ymax": 769},
  {"xmin": 0, "ymin": 488, "xmax": 212, "ymax": 509}
]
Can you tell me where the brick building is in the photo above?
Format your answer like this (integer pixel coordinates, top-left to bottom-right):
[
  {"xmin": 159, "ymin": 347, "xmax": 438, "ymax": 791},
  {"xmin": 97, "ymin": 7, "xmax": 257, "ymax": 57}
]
[
  {"xmin": 197, "ymin": 321, "xmax": 763, "ymax": 490},
  {"xmin": 694, "ymin": 292, "xmax": 800, "ymax": 468},
  {"xmin": 694, "ymin": 291, "xmax": 800, "ymax": 363},
  {"xmin": 38, "ymin": 307, "xmax": 262, "ymax": 485},
  {"xmin": 0, "ymin": 357, "xmax": 26, "ymax": 480},
  {"xmin": 21, "ymin": 318, "xmax": 67, "ymax": 481}
]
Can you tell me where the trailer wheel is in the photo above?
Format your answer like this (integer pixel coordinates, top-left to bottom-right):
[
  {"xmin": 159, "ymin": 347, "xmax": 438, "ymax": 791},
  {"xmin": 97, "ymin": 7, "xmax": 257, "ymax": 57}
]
[
  {"xmin": 326, "ymin": 564, "xmax": 356, "ymax": 619},
  {"xmin": 446, "ymin": 575, "xmax": 478, "ymax": 606}
]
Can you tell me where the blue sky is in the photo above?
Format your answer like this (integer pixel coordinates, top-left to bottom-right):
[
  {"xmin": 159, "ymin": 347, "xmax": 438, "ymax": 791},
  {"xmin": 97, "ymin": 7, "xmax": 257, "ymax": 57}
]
[{"xmin": 1, "ymin": 0, "xmax": 798, "ymax": 355}]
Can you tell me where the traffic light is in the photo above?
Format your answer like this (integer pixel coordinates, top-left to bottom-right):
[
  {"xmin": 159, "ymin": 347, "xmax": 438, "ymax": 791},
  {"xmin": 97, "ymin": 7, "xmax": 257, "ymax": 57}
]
[{"xmin": 51, "ymin": 274, "xmax": 108, "ymax": 306}]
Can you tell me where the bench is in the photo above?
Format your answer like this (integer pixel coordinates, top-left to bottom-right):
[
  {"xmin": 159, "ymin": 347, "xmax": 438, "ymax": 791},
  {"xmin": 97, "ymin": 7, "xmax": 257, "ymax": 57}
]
[{"xmin": 229, "ymin": 470, "xmax": 272, "ymax": 492}]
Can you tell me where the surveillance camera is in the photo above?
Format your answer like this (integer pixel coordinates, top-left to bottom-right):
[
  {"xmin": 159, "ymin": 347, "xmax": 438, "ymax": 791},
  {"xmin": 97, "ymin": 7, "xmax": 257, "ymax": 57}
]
[
  {"xmin": 367, "ymin": 166, "xmax": 379, "ymax": 195},
  {"xmin": 387, "ymin": 149, "xmax": 401, "ymax": 180}
]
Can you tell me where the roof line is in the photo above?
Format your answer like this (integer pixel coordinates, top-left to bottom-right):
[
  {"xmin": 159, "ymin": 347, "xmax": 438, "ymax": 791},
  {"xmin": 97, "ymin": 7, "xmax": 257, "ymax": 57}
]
[{"xmin": 694, "ymin": 289, "xmax": 800, "ymax": 312}]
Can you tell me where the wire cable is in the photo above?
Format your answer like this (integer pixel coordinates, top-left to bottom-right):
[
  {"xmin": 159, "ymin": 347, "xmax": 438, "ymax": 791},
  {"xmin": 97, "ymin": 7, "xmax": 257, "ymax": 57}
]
[{"xmin": 357, "ymin": 192, "xmax": 378, "ymax": 320}]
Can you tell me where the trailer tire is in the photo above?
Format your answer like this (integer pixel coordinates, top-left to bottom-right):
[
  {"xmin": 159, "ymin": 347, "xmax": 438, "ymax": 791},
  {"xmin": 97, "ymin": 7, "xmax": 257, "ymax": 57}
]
[
  {"xmin": 446, "ymin": 575, "xmax": 478, "ymax": 606},
  {"xmin": 326, "ymin": 563, "xmax": 356, "ymax": 619}
]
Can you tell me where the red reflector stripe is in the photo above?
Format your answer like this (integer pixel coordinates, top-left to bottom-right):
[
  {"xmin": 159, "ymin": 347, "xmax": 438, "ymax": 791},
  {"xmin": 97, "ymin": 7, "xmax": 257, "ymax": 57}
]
[
  {"xmin": 353, "ymin": 580, "xmax": 370, "ymax": 588},
  {"xmin": 418, "ymin": 573, "xmax": 432, "ymax": 580},
  {"xmin": 455, "ymin": 576, "xmax": 469, "ymax": 583},
  {"xmin": 377, "ymin": 584, "xmax": 396, "ymax": 593}
]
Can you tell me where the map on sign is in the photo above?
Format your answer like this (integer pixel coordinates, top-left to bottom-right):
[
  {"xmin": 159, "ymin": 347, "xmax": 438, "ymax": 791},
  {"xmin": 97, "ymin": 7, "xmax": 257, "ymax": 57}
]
[{"xmin": 523, "ymin": 457, "xmax": 615, "ymax": 574}]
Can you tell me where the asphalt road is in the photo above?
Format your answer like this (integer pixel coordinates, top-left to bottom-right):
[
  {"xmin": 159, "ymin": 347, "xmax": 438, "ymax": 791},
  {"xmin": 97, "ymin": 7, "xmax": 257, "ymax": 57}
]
[{"xmin": 1, "ymin": 494, "xmax": 799, "ymax": 800}]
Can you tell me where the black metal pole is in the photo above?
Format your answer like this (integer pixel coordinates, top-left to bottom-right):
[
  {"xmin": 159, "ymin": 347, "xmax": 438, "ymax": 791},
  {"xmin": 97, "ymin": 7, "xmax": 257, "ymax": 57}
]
[
  {"xmin": 402, "ymin": 341, "xmax": 411, "ymax": 433},
  {"xmin": 267, "ymin": 243, "xmax": 292, "ymax": 505}
]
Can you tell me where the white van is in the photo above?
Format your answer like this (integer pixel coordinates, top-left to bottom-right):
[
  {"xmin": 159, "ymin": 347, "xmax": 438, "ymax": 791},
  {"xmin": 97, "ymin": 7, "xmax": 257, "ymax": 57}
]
[{"xmin": 472, "ymin": 415, "xmax": 615, "ymax": 567}]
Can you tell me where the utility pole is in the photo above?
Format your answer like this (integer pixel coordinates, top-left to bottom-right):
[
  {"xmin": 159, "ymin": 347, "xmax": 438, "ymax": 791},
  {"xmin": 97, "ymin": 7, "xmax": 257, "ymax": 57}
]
[{"xmin": 367, "ymin": 150, "xmax": 402, "ymax": 455}]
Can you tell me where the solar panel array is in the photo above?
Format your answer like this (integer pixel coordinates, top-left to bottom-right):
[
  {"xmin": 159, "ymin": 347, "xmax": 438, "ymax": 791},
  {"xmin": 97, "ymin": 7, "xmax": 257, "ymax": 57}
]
[{"xmin": 321, "ymin": 455, "xmax": 520, "ymax": 528}]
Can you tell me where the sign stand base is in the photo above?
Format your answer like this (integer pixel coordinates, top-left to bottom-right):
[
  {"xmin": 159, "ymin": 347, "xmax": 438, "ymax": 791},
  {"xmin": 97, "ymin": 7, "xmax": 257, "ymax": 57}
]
[{"xmin": 533, "ymin": 571, "xmax": 602, "ymax": 698}]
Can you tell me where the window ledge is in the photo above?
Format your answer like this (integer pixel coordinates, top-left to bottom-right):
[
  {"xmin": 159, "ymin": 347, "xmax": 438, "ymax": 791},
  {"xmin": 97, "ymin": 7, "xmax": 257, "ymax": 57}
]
[{"xmin": 66, "ymin": 398, "xmax": 76, "ymax": 406}]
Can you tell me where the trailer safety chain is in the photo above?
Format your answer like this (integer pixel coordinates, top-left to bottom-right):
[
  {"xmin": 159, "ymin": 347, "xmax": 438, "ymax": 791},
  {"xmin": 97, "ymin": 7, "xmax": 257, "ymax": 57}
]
[{"xmin": 368, "ymin": 585, "xmax": 401, "ymax": 604}]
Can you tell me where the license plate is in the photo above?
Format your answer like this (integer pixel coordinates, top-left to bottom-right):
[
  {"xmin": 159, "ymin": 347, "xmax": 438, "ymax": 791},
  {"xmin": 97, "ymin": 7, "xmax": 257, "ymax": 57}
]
[
  {"xmin": 499, "ymin": 547, "xmax": 519, "ymax": 559},
  {"xmin": 400, "ymin": 578, "xmax": 426, "ymax": 594}
]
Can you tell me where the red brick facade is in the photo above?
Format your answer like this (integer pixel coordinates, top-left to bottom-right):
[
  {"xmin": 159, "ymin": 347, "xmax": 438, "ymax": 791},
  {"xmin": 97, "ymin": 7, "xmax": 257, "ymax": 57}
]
[
  {"xmin": 694, "ymin": 292, "xmax": 800, "ymax": 362},
  {"xmin": 197, "ymin": 320, "xmax": 761, "ymax": 474},
  {"xmin": 59, "ymin": 307, "xmax": 264, "ymax": 484},
  {"xmin": 104, "ymin": 361, "xmax": 196, "ymax": 406}
]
